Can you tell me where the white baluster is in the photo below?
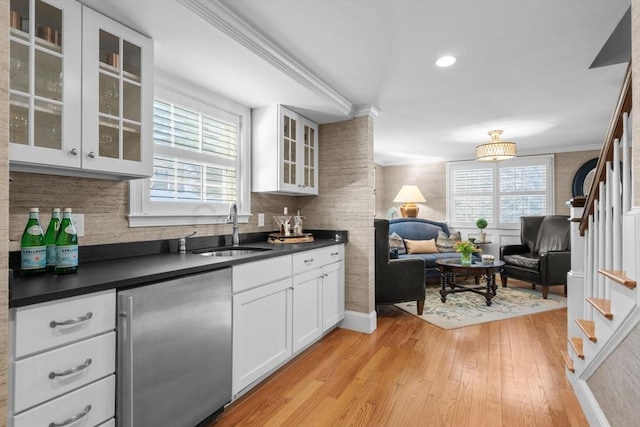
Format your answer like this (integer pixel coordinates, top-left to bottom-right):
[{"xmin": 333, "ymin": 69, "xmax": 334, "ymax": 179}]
[
  {"xmin": 622, "ymin": 112, "xmax": 631, "ymax": 214},
  {"xmin": 598, "ymin": 182, "xmax": 606, "ymax": 299},
  {"xmin": 612, "ymin": 140, "xmax": 622, "ymax": 271},
  {"xmin": 585, "ymin": 216, "xmax": 594, "ymax": 320}
]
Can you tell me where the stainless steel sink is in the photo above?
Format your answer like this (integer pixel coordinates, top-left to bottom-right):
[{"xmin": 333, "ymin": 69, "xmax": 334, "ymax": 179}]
[{"xmin": 193, "ymin": 246, "xmax": 271, "ymax": 257}]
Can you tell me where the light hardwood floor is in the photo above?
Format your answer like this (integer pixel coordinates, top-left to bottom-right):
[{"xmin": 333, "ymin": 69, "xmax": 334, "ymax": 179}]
[{"xmin": 214, "ymin": 283, "xmax": 588, "ymax": 426}]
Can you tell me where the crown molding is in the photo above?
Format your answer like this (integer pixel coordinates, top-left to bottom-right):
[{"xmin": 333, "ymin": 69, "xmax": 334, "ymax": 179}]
[
  {"xmin": 353, "ymin": 105, "xmax": 381, "ymax": 119},
  {"xmin": 178, "ymin": 0, "xmax": 354, "ymax": 117}
]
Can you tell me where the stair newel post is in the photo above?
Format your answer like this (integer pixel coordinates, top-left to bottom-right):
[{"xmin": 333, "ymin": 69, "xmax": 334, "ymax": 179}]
[{"xmin": 567, "ymin": 198, "xmax": 586, "ymax": 341}]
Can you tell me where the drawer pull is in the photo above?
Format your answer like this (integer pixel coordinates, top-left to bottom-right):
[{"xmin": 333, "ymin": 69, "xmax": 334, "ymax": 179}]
[
  {"xmin": 49, "ymin": 404, "xmax": 91, "ymax": 427},
  {"xmin": 331, "ymin": 252, "xmax": 339, "ymax": 256},
  {"xmin": 50, "ymin": 312, "xmax": 93, "ymax": 328},
  {"xmin": 48, "ymin": 358, "xmax": 92, "ymax": 379},
  {"xmin": 304, "ymin": 258, "xmax": 314, "ymax": 264}
]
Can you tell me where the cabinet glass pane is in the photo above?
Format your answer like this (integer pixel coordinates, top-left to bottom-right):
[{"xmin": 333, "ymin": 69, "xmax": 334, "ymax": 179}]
[
  {"xmin": 123, "ymin": 81, "xmax": 141, "ymax": 122},
  {"xmin": 34, "ymin": 50, "xmax": 62, "ymax": 100},
  {"xmin": 283, "ymin": 139, "xmax": 290, "ymax": 161},
  {"xmin": 10, "ymin": 0, "xmax": 29, "ymax": 35},
  {"xmin": 123, "ymin": 40, "xmax": 141, "ymax": 81},
  {"xmin": 283, "ymin": 116, "xmax": 290, "ymax": 138},
  {"xmin": 99, "ymin": 30, "xmax": 120, "ymax": 70},
  {"xmin": 309, "ymin": 147, "xmax": 315, "ymax": 167},
  {"xmin": 309, "ymin": 127, "xmax": 315, "ymax": 148},
  {"xmin": 290, "ymin": 118, "xmax": 296, "ymax": 140},
  {"xmin": 99, "ymin": 119, "xmax": 120, "ymax": 159},
  {"xmin": 34, "ymin": 100, "xmax": 61, "ymax": 149},
  {"xmin": 34, "ymin": 0, "xmax": 61, "ymax": 49},
  {"xmin": 283, "ymin": 163, "xmax": 290, "ymax": 184},
  {"xmin": 291, "ymin": 139, "xmax": 296, "ymax": 164},
  {"xmin": 123, "ymin": 123, "xmax": 141, "ymax": 161},
  {"xmin": 10, "ymin": 41, "xmax": 29, "ymax": 93},
  {"xmin": 9, "ymin": 94, "xmax": 29, "ymax": 145},
  {"xmin": 99, "ymin": 73, "xmax": 120, "ymax": 116}
]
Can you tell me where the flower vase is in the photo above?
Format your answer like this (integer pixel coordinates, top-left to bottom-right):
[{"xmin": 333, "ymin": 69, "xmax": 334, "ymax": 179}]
[{"xmin": 460, "ymin": 252, "xmax": 472, "ymax": 266}]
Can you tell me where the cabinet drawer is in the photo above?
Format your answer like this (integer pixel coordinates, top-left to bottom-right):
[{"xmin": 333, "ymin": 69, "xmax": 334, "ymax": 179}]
[
  {"xmin": 233, "ymin": 255, "xmax": 292, "ymax": 293},
  {"xmin": 13, "ymin": 375, "xmax": 115, "ymax": 427},
  {"xmin": 14, "ymin": 290, "xmax": 115, "ymax": 358},
  {"xmin": 292, "ymin": 245, "xmax": 344, "ymax": 275},
  {"xmin": 14, "ymin": 332, "xmax": 115, "ymax": 413}
]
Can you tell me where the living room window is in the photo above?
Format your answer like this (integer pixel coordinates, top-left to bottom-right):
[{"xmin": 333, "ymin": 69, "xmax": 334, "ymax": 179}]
[
  {"xmin": 447, "ymin": 155, "xmax": 553, "ymax": 229},
  {"xmin": 129, "ymin": 76, "xmax": 251, "ymax": 227}
]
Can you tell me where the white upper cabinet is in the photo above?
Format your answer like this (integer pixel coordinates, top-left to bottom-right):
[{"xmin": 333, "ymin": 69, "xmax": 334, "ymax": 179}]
[
  {"xmin": 81, "ymin": 6, "xmax": 153, "ymax": 178},
  {"xmin": 9, "ymin": 0, "xmax": 82, "ymax": 169},
  {"xmin": 9, "ymin": 0, "xmax": 153, "ymax": 179},
  {"xmin": 252, "ymin": 105, "xmax": 319, "ymax": 195}
]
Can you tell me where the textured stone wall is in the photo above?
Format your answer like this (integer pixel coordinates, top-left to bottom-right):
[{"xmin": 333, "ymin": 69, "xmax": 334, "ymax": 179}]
[
  {"xmin": 8, "ymin": 172, "xmax": 303, "ymax": 250},
  {"xmin": 1, "ymin": 0, "xmax": 9, "ymax": 422},
  {"xmin": 375, "ymin": 150, "xmax": 600, "ymax": 222},
  {"xmin": 301, "ymin": 116, "xmax": 375, "ymax": 314}
]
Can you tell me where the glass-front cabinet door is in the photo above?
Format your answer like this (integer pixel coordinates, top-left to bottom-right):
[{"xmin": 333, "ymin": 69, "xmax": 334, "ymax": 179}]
[
  {"xmin": 280, "ymin": 111, "xmax": 299, "ymax": 193},
  {"xmin": 81, "ymin": 6, "xmax": 152, "ymax": 177},
  {"xmin": 8, "ymin": 0, "xmax": 82, "ymax": 169},
  {"xmin": 300, "ymin": 118, "xmax": 318, "ymax": 195}
]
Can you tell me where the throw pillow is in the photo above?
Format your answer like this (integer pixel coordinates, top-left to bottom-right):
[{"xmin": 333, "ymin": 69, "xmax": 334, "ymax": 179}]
[
  {"xmin": 389, "ymin": 231, "xmax": 406, "ymax": 255},
  {"xmin": 404, "ymin": 238, "xmax": 438, "ymax": 254},
  {"xmin": 436, "ymin": 230, "xmax": 461, "ymax": 253}
]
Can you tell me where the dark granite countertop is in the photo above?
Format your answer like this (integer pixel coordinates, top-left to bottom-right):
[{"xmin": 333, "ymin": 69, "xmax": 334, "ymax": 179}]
[{"xmin": 9, "ymin": 230, "xmax": 347, "ymax": 308}]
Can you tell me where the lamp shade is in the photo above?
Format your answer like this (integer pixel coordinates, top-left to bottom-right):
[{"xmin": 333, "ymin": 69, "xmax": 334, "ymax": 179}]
[
  {"xmin": 476, "ymin": 130, "xmax": 517, "ymax": 161},
  {"xmin": 393, "ymin": 185, "xmax": 426, "ymax": 203},
  {"xmin": 393, "ymin": 185, "xmax": 426, "ymax": 218}
]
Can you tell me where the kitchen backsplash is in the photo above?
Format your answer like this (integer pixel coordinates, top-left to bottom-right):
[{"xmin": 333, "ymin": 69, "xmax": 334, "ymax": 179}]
[{"xmin": 8, "ymin": 172, "xmax": 304, "ymax": 251}]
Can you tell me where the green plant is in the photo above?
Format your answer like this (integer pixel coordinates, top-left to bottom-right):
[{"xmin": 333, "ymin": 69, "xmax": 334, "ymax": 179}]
[
  {"xmin": 455, "ymin": 240, "xmax": 476, "ymax": 255},
  {"xmin": 475, "ymin": 218, "xmax": 488, "ymax": 230}
]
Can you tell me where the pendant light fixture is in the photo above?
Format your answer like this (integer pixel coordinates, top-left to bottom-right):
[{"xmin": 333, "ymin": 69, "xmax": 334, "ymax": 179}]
[{"xmin": 476, "ymin": 130, "xmax": 517, "ymax": 161}]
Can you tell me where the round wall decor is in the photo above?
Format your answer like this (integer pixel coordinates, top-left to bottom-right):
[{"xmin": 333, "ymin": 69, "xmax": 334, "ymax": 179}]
[{"xmin": 572, "ymin": 158, "xmax": 598, "ymax": 197}]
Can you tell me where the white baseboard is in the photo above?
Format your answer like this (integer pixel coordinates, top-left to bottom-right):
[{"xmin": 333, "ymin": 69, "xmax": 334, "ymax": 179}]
[
  {"xmin": 339, "ymin": 310, "xmax": 377, "ymax": 334},
  {"xmin": 572, "ymin": 378, "xmax": 611, "ymax": 427}
]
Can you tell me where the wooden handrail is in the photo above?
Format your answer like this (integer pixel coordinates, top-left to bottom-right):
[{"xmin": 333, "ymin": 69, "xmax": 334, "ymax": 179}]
[{"xmin": 579, "ymin": 63, "xmax": 632, "ymax": 235}]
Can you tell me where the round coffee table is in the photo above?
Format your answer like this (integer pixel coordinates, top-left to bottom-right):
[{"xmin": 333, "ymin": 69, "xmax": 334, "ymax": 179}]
[{"xmin": 435, "ymin": 258, "xmax": 505, "ymax": 306}]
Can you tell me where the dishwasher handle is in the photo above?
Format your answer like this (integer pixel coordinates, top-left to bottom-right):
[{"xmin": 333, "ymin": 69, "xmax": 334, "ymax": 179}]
[{"xmin": 117, "ymin": 295, "xmax": 134, "ymax": 427}]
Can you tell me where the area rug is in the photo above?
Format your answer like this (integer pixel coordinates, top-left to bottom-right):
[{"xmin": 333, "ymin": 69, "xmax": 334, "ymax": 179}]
[{"xmin": 394, "ymin": 285, "xmax": 567, "ymax": 330}]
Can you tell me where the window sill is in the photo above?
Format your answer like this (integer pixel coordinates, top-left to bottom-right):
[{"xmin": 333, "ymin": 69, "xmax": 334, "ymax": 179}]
[{"xmin": 128, "ymin": 213, "xmax": 252, "ymax": 228}]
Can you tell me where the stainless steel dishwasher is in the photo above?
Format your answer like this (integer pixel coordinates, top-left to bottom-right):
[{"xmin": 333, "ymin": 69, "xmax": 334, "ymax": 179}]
[{"xmin": 117, "ymin": 268, "xmax": 232, "ymax": 427}]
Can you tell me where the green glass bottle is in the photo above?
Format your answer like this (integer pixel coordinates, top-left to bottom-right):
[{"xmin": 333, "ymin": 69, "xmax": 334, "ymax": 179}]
[
  {"xmin": 20, "ymin": 208, "xmax": 46, "ymax": 276},
  {"xmin": 44, "ymin": 208, "xmax": 61, "ymax": 272},
  {"xmin": 55, "ymin": 208, "xmax": 78, "ymax": 274}
]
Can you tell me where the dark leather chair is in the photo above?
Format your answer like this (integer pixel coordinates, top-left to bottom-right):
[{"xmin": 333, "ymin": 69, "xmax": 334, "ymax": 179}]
[
  {"xmin": 500, "ymin": 215, "xmax": 571, "ymax": 299},
  {"xmin": 374, "ymin": 219, "xmax": 426, "ymax": 314}
]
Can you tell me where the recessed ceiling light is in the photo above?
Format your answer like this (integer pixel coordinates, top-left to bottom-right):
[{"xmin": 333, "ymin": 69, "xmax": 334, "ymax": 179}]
[{"xmin": 435, "ymin": 56, "xmax": 457, "ymax": 67}]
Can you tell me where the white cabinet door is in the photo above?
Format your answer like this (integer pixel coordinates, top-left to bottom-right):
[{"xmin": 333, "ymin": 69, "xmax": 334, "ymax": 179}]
[
  {"xmin": 232, "ymin": 278, "xmax": 293, "ymax": 395},
  {"xmin": 9, "ymin": 0, "xmax": 82, "ymax": 170},
  {"xmin": 292, "ymin": 269, "xmax": 322, "ymax": 353},
  {"xmin": 252, "ymin": 105, "xmax": 319, "ymax": 195},
  {"xmin": 322, "ymin": 260, "xmax": 345, "ymax": 332},
  {"xmin": 81, "ymin": 6, "xmax": 153, "ymax": 178}
]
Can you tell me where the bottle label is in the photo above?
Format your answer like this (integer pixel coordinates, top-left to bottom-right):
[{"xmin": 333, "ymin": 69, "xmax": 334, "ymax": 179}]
[
  {"xmin": 21, "ymin": 246, "xmax": 46, "ymax": 270},
  {"xmin": 64, "ymin": 225, "xmax": 76, "ymax": 235},
  {"xmin": 56, "ymin": 245, "xmax": 78, "ymax": 268},
  {"xmin": 27, "ymin": 225, "xmax": 43, "ymax": 236},
  {"xmin": 46, "ymin": 244, "xmax": 57, "ymax": 267}
]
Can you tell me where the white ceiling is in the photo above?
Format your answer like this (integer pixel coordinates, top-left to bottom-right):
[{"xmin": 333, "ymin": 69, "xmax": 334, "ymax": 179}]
[{"xmin": 80, "ymin": 0, "xmax": 630, "ymax": 165}]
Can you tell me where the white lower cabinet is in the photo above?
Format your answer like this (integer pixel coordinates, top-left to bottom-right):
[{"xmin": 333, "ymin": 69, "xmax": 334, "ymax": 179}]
[
  {"xmin": 13, "ymin": 375, "xmax": 115, "ymax": 427},
  {"xmin": 9, "ymin": 290, "xmax": 116, "ymax": 427},
  {"xmin": 232, "ymin": 277, "xmax": 293, "ymax": 395},
  {"xmin": 232, "ymin": 244, "xmax": 345, "ymax": 397},
  {"xmin": 292, "ymin": 268, "xmax": 323, "ymax": 353}
]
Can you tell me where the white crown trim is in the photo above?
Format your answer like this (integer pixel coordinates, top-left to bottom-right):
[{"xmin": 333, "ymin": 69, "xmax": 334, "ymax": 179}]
[
  {"xmin": 354, "ymin": 105, "xmax": 381, "ymax": 119},
  {"xmin": 178, "ymin": 0, "xmax": 354, "ymax": 117}
]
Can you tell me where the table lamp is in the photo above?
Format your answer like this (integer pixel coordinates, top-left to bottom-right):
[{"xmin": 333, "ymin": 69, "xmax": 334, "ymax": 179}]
[{"xmin": 393, "ymin": 185, "xmax": 426, "ymax": 218}]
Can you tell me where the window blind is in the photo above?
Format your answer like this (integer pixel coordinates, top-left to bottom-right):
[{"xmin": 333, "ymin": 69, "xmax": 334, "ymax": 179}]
[{"xmin": 150, "ymin": 100, "xmax": 237, "ymax": 203}]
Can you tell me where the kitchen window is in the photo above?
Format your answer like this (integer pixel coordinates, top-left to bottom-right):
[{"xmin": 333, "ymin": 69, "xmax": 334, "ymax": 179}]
[
  {"xmin": 447, "ymin": 155, "xmax": 553, "ymax": 229},
  {"xmin": 129, "ymin": 76, "xmax": 251, "ymax": 227}
]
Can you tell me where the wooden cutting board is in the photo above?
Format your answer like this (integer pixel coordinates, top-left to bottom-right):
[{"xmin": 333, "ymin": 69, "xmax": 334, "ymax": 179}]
[{"xmin": 268, "ymin": 233, "xmax": 314, "ymax": 244}]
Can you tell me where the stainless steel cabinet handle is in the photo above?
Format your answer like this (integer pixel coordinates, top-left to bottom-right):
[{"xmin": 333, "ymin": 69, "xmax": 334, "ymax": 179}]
[
  {"xmin": 48, "ymin": 358, "xmax": 92, "ymax": 379},
  {"xmin": 70, "ymin": 148, "xmax": 78, "ymax": 156},
  {"xmin": 49, "ymin": 405, "xmax": 91, "ymax": 427},
  {"xmin": 88, "ymin": 151, "xmax": 96, "ymax": 158},
  {"xmin": 50, "ymin": 312, "xmax": 93, "ymax": 328},
  {"xmin": 331, "ymin": 252, "xmax": 339, "ymax": 256},
  {"xmin": 304, "ymin": 258, "xmax": 314, "ymax": 264}
]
